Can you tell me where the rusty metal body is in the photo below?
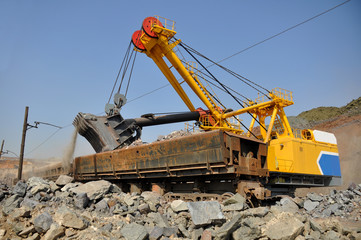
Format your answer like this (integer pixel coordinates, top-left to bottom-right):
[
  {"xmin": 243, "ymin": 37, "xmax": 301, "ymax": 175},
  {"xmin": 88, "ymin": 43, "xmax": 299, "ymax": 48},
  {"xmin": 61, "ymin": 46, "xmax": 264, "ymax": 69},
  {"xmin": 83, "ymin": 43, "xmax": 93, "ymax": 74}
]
[{"xmin": 73, "ymin": 130, "xmax": 270, "ymax": 198}]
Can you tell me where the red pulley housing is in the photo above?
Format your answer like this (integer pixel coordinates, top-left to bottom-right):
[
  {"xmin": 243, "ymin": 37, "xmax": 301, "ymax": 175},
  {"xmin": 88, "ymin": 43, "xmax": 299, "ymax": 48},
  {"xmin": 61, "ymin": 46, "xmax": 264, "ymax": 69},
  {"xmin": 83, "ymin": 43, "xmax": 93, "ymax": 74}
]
[
  {"xmin": 142, "ymin": 17, "xmax": 163, "ymax": 38},
  {"xmin": 131, "ymin": 30, "xmax": 146, "ymax": 51}
]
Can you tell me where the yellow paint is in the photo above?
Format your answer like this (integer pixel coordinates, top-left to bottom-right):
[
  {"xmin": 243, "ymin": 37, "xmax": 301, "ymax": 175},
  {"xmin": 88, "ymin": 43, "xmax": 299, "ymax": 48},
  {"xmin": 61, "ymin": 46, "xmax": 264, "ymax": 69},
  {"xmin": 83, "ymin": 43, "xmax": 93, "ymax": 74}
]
[
  {"xmin": 132, "ymin": 16, "xmax": 340, "ymax": 178},
  {"xmin": 267, "ymin": 136, "xmax": 339, "ymax": 175},
  {"xmin": 136, "ymin": 18, "xmax": 300, "ymax": 139}
]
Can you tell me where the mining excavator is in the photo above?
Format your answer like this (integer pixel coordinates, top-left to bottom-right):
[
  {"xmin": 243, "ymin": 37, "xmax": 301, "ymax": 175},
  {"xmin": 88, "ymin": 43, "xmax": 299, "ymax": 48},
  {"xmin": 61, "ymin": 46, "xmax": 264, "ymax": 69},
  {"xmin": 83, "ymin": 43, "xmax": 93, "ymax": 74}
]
[{"xmin": 72, "ymin": 16, "xmax": 341, "ymax": 201}]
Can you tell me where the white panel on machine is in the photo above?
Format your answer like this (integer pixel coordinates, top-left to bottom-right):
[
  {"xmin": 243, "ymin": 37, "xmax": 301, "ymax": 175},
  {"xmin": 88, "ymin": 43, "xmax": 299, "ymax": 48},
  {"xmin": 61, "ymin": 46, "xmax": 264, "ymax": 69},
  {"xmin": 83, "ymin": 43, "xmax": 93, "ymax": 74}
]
[{"xmin": 313, "ymin": 130, "xmax": 337, "ymax": 145}]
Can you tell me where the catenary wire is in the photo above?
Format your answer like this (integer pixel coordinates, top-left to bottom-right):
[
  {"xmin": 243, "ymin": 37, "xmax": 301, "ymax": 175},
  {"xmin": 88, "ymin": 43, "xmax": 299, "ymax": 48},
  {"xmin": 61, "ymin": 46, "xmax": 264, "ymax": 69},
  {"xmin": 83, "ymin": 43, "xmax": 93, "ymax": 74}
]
[
  {"xmin": 25, "ymin": 123, "xmax": 73, "ymax": 156},
  {"xmin": 207, "ymin": 0, "xmax": 351, "ymax": 68},
  {"xmin": 128, "ymin": 83, "xmax": 170, "ymax": 103},
  {"xmin": 26, "ymin": 129, "xmax": 62, "ymax": 156}
]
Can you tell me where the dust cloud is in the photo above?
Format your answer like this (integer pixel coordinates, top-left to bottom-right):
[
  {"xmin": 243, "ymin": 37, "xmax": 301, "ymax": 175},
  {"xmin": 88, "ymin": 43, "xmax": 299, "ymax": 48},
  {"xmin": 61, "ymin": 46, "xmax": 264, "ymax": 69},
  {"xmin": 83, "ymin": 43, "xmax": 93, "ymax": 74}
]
[
  {"xmin": 336, "ymin": 128, "xmax": 361, "ymax": 188},
  {"xmin": 62, "ymin": 128, "xmax": 78, "ymax": 173}
]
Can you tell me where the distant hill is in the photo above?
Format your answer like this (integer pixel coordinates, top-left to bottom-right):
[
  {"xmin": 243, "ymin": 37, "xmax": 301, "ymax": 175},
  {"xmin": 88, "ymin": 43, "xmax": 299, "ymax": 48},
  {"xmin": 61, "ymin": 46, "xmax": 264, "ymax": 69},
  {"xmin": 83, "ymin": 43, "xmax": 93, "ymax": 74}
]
[{"xmin": 288, "ymin": 96, "xmax": 361, "ymax": 129}]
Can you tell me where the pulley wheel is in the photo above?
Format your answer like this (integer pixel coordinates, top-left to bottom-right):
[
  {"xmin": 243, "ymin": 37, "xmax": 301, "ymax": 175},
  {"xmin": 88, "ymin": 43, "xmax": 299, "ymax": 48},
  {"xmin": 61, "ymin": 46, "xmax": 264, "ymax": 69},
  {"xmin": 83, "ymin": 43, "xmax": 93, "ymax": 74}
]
[
  {"xmin": 142, "ymin": 17, "xmax": 163, "ymax": 38},
  {"xmin": 131, "ymin": 30, "xmax": 145, "ymax": 51}
]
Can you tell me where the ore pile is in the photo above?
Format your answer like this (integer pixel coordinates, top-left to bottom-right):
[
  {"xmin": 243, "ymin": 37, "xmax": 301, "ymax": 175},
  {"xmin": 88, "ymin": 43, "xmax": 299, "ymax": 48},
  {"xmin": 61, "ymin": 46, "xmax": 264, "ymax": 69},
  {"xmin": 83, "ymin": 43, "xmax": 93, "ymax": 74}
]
[
  {"xmin": 156, "ymin": 130, "xmax": 197, "ymax": 142},
  {"xmin": 0, "ymin": 177, "xmax": 360, "ymax": 240},
  {"xmin": 129, "ymin": 130, "xmax": 197, "ymax": 147}
]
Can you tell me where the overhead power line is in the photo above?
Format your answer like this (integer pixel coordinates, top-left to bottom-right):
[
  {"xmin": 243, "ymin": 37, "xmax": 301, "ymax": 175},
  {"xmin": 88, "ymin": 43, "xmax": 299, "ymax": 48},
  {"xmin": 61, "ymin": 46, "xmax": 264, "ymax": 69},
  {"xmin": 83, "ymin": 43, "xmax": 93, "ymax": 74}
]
[
  {"xmin": 26, "ymin": 128, "xmax": 62, "ymax": 155},
  {"xmin": 210, "ymin": 0, "xmax": 351, "ymax": 67},
  {"xmin": 26, "ymin": 123, "xmax": 73, "ymax": 156},
  {"xmin": 128, "ymin": 83, "xmax": 170, "ymax": 103}
]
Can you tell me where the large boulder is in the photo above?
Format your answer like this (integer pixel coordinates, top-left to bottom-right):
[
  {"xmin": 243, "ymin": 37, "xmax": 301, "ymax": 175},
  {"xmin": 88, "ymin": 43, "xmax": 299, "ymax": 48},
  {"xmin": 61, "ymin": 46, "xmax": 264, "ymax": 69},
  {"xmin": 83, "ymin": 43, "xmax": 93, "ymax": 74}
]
[
  {"xmin": 26, "ymin": 177, "xmax": 48, "ymax": 189},
  {"xmin": 141, "ymin": 191, "xmax": 162, "ymax": 212},
  {"xmin": 9, "ymin": 207, "xmax": 31, "ymax": 219},
  {"xmin": 170, "ymin": 199, "xmax": 188, "ymax": 212},
  {"xmin": 147, "ymin": 212, "xmax": 170, "ymax": 228},
  {"xmin": 263, "ymin": 212, "xmax": 304, "ymax": 240},
  {"xmin": 163, "ymin": 226, "xmax": 178, "ymax": 237},
  {"xmin": 70, "ymin": 180, "xmax": 111, "ymax": 200},
  {"xmin": 232, "ymin": 225, "xmax": 262, "ymax": 240},
  {"xmin": 214, "ymin": 214, "xmax": 242, "ymax": 240},
  {"xmin": 13, "ymin": 181, "xmax": 27, "ymax": 197},
  {"xmin": 42, "ymin": 223, "xmax": 65, "ymax": 240},
  {"xmin": 18, "ymin": 226, "xmax": 36, "ymax": 237},
  {"xmin": 306, "ymin": 193, "xmax": 323, "ymax": 202},
  {"xmin": 109, "ymin": 183, "xmax": 123, "ymax": 194},
  {"xmin": 30, "ymin": 183, "xmax": 50, "ymax": 195},
  {"xmin": 303, "ymin": 200, "xmax": 319, "ymax": 212},
  {"xmin": 55, "ymin": 175, "xmax": 74, "ymax": 186},
  {"xmin": 2, "ymin": 194, "xmax": 23, "ymax": 215},
  {"xmin": 321, "ymin": 203, "xmax": 341, "ymax": 217},
  {"xmin": 241, "ymin": 206, "xmax": 269, "ymax": 218},
  {"xmin": 223, "ymin": 202, "xmax": 245, "ymax": 211},
  {"xmin": 73, "ymin": 192, "xmax": 89, "ymax": 209},
  {"xmin": 60, "ymin": 211, "xmax": 87, "ymax": 230},
  {"xmin": 141, "ymin": 191, "xmax": 162, "ymax": 205},
  {"xmin": 120, "ymin": 223, "xmax": 148, "ymax": 240},
  {"xmin": 280, "ymin": 197, "xmax": 299, "ymax": 213},
  {"xmin": 222, "ymin": 193, "xmax": 246, "ymax": 206},
  {"xmin": 21, "ymin": 197, "xmax": 40, "ymax": 209},
  {"xmin": 138, "ymin": 203, "xmax": 150, "ymax": 214},
  {"xmin": 149, "ymin": 226, "xmax": 163, "ymax": 240},
  {"xmin": 95, "ymin": 199, "xmax": 109, "ymax": 213},
  {"xmin": 309, "ymin": 218, "xmax": 324, "ymax": 233},
  {"xmin": 124, "ymin": 194, "xmax": 135, "ymax": 206},
  {"xmin": 61, "ymin": 182, "xmax": 80, "ymax": 192},
  {"xmin": 48, "ymin": 181, "xmax": 60, "ymax": 192},
  {"xmin": 187, "ymin": 201, "xmax": 225, "ymax": 226},
  {"xmin": 34, "ymin": 211, "xmax": 53, "ymax": 233}
]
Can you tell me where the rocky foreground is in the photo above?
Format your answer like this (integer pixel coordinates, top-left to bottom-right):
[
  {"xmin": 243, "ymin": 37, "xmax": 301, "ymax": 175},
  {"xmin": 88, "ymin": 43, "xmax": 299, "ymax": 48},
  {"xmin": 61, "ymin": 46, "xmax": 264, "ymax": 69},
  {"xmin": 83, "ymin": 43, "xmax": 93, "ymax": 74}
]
[{"xmin": 0, "ymin": 176, "xmax": 360, "ymax": 240}]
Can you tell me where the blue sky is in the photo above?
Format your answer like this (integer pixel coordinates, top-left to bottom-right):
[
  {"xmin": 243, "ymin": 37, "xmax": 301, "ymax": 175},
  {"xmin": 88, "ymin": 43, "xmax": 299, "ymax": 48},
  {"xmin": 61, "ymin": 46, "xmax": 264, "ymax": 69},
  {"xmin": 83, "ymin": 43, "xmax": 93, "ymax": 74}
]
[{"xmin": 0, "ymin": 0, "xmax": 360, "ymax": 159}]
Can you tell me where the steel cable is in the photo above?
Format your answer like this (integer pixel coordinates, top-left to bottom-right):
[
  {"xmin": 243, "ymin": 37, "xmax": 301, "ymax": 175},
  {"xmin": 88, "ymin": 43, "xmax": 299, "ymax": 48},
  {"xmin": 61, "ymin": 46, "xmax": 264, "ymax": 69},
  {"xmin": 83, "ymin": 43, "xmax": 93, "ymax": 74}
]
[
  {"xmin": 179, "ymin": 40, "xmax": 270, "ymax": 97},
  {"xmin": 125, "ymin": 50, "xmax": 138, "ymax": 97},
  {"xmin": 108, "ymin": 42, "xmax": 132, "ymax": 104}
]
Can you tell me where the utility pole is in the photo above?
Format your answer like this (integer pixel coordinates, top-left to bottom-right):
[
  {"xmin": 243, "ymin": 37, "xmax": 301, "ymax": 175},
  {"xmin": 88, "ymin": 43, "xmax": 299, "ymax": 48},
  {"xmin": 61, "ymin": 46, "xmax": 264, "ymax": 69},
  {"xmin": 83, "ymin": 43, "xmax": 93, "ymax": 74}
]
[
  {"xmin": 0, "ymin": 140, "xmax": 4, "ymax": 158},
  {"xmin": 16, "ymin": 106, "xmax": 62, "ymax": 181},
  {"xmin": 18, "ymin": 106, "xmax": 29, "ymax": 181}
]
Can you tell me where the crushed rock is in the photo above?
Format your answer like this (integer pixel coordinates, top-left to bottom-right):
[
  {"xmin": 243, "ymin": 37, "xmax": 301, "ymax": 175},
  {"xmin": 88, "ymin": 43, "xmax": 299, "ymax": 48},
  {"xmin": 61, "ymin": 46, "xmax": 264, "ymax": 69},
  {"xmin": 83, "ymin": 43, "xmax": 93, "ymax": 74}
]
[{"xmin": 0, "ymin": 177, "xmax": 360, "ymax": 239}]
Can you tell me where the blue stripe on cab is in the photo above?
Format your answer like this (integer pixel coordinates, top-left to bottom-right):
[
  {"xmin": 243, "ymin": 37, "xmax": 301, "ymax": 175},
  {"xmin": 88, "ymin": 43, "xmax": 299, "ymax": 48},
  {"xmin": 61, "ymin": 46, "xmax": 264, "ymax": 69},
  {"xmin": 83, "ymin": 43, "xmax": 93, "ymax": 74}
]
[{"xmin": 319, "ymin": 154, "xmax": 341, "ymax": 177}]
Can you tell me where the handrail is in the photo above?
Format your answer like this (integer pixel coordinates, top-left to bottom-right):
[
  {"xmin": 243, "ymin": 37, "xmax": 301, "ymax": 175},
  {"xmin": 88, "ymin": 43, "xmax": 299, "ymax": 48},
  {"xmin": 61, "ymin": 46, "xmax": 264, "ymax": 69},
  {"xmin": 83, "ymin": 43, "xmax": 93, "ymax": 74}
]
[
  {"xmin": 155, "ymin": 15, "xmax": 176, "ymax": 31},
  {"xmin": 271, "ymin": 88, "xmax": 293, "ymax": 102}
]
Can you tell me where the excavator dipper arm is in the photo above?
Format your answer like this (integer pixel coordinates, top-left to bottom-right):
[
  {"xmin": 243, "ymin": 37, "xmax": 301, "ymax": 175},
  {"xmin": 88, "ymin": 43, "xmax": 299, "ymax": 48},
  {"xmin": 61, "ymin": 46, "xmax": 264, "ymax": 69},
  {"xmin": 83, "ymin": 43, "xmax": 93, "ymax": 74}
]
[{"xmin": 73, "ymin": 111, "xmax": 201, "ymax": 153}]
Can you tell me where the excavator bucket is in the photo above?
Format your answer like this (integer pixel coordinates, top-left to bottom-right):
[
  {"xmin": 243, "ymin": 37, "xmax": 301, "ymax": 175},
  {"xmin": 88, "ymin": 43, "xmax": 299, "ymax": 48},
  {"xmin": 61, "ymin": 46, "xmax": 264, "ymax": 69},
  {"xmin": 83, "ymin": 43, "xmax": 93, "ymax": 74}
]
[
  {"xmin": 73, "ymin": 111, "xmax": 201, "ymax": 153},
  {"xmin": 73, "ymin": 112, "xmax": 141, "ymax": 153}
]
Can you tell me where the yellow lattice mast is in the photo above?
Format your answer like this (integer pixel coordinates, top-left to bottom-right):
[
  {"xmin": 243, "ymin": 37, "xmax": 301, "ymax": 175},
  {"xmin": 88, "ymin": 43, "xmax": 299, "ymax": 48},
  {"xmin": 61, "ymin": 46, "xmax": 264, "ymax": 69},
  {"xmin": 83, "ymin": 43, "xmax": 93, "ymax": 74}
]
[{"xmin": 131, "ymin": 16, "xmax": 294, "ymax": 143}]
